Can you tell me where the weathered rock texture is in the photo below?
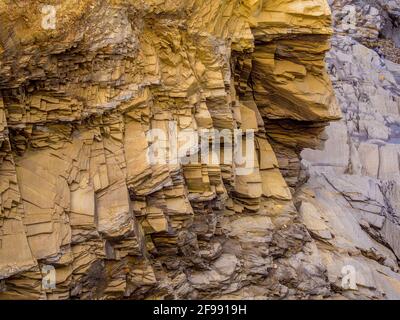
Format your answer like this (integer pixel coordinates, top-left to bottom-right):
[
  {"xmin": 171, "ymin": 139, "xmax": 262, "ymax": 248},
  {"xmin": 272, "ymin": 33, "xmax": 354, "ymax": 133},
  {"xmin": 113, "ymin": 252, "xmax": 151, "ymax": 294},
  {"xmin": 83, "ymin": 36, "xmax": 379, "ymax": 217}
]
[
  {"xmin": 301, "ymin": 0, "xmax": 400, "ymax": 299},
  {"xmin": 0, "ymin": 0, "xmax": 398, "ymax": 300},
  {"xmin": 0, "ymin": 0, "xmax": 341, "ymax": 299}
]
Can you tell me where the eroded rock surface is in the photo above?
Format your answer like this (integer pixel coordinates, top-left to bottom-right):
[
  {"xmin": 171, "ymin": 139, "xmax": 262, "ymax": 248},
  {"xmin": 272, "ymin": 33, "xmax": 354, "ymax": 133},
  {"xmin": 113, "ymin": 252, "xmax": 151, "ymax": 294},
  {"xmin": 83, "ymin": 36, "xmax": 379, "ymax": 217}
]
[
  {"xmin": 0, "ymin": 0, "xmax": 341, "ymax": 300},
  {"xmin": 301, "ymin": 0, "xmax": 400, "ymax": 299},
  {"xmin": 2, "ymin": 0, "xmax": 399, "ymax": 300}
]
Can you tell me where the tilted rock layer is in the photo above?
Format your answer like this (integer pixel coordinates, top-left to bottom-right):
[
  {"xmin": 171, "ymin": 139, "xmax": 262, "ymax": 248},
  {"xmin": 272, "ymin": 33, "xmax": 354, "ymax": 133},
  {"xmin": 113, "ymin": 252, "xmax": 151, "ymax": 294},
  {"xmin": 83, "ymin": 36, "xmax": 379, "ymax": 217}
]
[{"xmin": 4, "ymin": 0, "xmax": 393, "ymax": 300}]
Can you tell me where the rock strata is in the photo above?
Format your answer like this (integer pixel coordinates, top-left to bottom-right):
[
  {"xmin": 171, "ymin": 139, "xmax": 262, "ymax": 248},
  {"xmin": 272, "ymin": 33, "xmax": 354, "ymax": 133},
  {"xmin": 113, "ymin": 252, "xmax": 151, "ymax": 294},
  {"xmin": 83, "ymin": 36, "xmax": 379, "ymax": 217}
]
[
  {"xmin": 1, "ymin": 0, "xmax": 399, "ymax": 300},
  {"xmin": 301, "ymin": 0, "xmax": 400, "ymax": 299},
  {"xmin": 0, "ymin": 0, "xmax": 340, "ymax": 300}
]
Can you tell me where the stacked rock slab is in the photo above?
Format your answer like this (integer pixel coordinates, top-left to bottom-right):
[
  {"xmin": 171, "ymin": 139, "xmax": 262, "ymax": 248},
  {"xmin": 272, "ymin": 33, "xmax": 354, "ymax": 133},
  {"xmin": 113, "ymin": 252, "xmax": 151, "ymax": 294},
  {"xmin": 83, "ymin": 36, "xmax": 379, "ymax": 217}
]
[{"xmin": 0, "ymin": 0, "xmax": 339, "ymax": 299}]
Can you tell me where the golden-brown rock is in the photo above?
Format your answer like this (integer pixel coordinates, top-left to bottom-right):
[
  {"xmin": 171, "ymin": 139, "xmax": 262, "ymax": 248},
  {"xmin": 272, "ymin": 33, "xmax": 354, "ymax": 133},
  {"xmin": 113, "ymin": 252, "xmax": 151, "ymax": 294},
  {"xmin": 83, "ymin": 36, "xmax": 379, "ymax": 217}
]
[{"xmin": 0, "ymin": 0, "xmax": 339, "ymax": 299}]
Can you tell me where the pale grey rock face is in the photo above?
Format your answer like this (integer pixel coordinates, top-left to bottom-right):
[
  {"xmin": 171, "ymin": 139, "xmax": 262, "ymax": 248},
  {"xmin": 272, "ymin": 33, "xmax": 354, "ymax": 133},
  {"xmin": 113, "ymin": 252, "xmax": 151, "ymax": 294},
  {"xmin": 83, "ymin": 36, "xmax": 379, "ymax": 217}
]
[
  {"xmin": 331, "ymin": 0, "xmax": 400, "ymax": 46},
  {"xmin": 301, "ymin": 0, "xmax": 400, "ymax": 299}
]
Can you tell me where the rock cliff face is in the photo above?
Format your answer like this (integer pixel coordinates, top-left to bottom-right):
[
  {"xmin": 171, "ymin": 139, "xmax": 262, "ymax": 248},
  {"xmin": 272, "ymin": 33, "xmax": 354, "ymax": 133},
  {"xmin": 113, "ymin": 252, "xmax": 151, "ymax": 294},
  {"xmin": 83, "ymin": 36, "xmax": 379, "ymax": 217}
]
[
  {"xmin": 0, "ymin": 0, "xmax": 398, "ymax": 300},
  {"xmin": 301, "ymin": 0, "xmax": 400, "ymax": 299}
]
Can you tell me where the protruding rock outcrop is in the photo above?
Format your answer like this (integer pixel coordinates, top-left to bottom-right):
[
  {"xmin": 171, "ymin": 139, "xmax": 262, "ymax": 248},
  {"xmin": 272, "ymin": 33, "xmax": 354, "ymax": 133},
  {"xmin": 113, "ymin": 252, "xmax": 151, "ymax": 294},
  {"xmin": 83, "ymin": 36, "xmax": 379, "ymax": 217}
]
[{"xmin": 0, "ymin": 0, "xmax": 373, "ymax": 300}]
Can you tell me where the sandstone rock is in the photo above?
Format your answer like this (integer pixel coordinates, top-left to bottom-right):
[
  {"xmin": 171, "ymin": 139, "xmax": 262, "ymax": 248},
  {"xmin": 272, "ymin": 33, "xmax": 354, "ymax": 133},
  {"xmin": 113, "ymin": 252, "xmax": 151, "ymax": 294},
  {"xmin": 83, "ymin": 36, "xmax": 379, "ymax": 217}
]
[{"xmin": 3, "ymin": 0, "xmax": 398, "ymax": 301}]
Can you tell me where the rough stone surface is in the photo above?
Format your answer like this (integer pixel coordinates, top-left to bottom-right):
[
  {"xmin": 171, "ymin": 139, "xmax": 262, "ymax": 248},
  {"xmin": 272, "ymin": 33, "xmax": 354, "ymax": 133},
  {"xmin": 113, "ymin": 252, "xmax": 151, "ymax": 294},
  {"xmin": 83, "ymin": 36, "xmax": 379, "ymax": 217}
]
[
  {"xmin": 0, "ymin": 0, "xmax": 399, "ymax": 300},
  {"xmin": 301, "ymin": 0, "xmax": 400, "ymax": 299},
  {"xmin": 0, "ymin": 0, "xmax": 340, "ymax": 300}
]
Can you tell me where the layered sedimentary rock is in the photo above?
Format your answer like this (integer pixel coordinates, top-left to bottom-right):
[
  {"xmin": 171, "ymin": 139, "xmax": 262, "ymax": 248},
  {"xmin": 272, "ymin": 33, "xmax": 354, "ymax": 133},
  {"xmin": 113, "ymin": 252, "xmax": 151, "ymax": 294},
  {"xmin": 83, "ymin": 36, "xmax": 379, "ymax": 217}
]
[
  {"xmin": 5, "ymin": 0, "xmax": 392, "ymax": 300},
  {"xmin": 301, "ymin": 0, "xmax": 400, "ymax": 299}
]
